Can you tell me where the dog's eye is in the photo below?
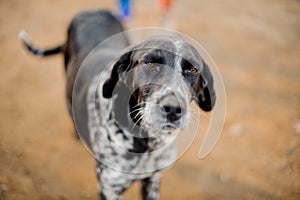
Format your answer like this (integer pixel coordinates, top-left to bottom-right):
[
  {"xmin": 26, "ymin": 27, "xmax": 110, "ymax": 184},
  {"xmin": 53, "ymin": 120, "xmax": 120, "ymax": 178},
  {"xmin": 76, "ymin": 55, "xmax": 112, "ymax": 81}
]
[
  {"xmin": 146, "ymin": 62, "xmax": 155, "ymax": 67},
  {"xmin": 187, "ymin": 68, "xmax": 198, "ymax": 74}
]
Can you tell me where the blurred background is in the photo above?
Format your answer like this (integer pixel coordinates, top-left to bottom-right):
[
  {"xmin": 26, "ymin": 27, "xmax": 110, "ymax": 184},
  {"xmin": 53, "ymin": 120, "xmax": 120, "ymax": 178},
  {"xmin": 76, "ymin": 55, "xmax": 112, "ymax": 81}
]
[{"xmin": 0, "ymin": 0, "xmax": 299, "ymax": 199}]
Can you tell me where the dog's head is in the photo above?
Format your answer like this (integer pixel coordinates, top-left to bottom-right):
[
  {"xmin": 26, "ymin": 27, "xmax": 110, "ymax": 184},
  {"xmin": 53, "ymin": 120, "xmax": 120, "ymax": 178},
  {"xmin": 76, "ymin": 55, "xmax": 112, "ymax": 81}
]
[{"xmin": 103, "ymin": 36, "xmax": 215, "ymax": 132}]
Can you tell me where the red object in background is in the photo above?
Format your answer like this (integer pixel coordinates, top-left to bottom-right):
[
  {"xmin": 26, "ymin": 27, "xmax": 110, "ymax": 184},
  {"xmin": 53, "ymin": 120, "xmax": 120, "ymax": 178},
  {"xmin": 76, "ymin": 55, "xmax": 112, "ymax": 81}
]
[{"xmin": 160, "ymin": 0, "xmax": 173, "ymax": 12}]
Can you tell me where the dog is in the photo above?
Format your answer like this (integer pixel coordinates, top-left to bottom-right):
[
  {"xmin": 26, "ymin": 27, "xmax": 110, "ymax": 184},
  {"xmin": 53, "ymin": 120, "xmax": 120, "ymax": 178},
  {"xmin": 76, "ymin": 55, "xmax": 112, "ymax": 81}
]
[{"xmin": 20, "ymin": 9, "xmax": 216, "ymax": 200}]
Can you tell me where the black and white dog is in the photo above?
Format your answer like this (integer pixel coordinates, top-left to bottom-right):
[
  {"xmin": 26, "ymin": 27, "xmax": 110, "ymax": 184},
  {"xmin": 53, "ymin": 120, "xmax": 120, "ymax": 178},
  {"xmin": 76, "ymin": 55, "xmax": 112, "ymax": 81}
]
[{"xmin": 20, "ymin": 9, "xmax": 215, "ymax": 200}]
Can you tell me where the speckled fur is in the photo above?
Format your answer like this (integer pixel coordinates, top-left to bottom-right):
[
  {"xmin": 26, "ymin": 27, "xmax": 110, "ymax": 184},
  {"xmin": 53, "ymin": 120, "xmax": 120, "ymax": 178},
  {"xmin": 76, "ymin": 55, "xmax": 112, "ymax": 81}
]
[{"xmin": 87, "ymin": 74, "xmax": 177, "ymax": 199}]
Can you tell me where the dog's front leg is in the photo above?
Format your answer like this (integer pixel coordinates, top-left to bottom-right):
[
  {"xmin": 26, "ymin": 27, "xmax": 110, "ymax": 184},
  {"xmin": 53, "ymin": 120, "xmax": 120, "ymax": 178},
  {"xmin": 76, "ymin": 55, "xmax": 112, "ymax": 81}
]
[
  {"xmin": 97, "ymin": 165, "xmax": 133, "ymax": 200},
  {"xmin": 99, "ymin": 190, "xmax": 124, "ymax": 200},
  {"xmin": 141, "ymin": 173, "xmax": 161, "ymax": 200}
]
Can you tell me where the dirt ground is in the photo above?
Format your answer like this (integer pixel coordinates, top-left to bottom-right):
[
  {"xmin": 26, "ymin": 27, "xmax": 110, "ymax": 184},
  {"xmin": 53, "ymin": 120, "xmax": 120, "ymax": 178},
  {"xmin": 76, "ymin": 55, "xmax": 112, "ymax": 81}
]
[{"xmin": 0, "ymin": 0, "xmax": 299, "ymax": 199}]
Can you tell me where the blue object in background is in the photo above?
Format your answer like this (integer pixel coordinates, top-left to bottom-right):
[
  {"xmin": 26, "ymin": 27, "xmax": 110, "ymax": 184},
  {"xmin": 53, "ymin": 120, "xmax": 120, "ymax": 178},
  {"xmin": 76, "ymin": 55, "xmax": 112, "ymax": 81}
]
[{"xmin": 119, "ymin": 0, "xmax": 131, "ymax": 21}]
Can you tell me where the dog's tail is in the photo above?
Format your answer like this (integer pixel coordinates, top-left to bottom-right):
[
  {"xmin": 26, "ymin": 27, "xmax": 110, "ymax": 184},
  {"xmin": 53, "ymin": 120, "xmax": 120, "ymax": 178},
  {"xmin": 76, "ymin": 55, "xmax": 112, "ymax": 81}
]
[{"xmin": 19, "ymin": 30, "xmax": 64, "ymax": 57}]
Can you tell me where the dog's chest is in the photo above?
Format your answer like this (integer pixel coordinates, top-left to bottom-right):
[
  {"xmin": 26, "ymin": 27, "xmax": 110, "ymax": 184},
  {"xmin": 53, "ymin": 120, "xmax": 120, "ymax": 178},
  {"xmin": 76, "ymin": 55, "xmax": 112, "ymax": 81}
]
[{"xmin": 86, "ymin": 77, "xmax": 177, "ymax": 173}]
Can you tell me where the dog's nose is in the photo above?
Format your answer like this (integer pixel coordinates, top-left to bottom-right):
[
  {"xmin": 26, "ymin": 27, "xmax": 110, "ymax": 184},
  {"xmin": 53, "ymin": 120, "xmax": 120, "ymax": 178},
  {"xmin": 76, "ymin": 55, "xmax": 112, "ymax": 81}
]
[
  {"xmin": 159, "ymin": 95, "xmax": 182, "ymax": 122},
  {"xmin": 161, "ymin": 105, "xmax": 182, "ymax": 122}
]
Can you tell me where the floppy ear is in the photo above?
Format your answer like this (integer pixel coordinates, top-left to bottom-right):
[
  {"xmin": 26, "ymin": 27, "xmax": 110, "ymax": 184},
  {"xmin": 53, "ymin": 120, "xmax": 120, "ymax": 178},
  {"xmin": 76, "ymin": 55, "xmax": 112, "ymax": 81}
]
[
  {"xmin": 195, "ymin": 61, "xmax": 216, "ymax": 111},
  {"xmin": 102, "ymin": 51, "xmax": 132, "ymax": 98}
]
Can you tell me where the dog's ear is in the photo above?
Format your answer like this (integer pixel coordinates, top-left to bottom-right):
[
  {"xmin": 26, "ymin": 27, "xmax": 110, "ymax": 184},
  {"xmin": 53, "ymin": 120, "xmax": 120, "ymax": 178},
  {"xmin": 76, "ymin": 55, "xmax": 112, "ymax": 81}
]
[
  {"xmin": 103, "ymin": 51, "xmax": 133, "ymax": 98},
  {"xmin": 194, "ymin": 61, "xmax": 216, "ymax": 111}
]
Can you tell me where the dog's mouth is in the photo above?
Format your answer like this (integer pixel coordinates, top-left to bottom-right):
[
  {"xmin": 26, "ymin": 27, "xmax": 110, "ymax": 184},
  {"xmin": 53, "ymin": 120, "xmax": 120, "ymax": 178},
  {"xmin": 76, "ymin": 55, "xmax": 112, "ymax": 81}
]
[
  {"xmin": 140, "ymin": 119, "xmax": 184, "ymax": 134},
  {"xmin": 162, "ymin": 122, "xmax": 178, "ymax": 130}
]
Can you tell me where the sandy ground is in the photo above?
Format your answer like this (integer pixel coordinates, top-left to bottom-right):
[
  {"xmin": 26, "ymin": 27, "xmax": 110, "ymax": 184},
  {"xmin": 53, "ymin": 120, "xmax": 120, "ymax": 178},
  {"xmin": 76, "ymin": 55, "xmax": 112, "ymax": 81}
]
[{"xmin": 0, "ymin": 0, "xmax": 300, "ymax": 199}]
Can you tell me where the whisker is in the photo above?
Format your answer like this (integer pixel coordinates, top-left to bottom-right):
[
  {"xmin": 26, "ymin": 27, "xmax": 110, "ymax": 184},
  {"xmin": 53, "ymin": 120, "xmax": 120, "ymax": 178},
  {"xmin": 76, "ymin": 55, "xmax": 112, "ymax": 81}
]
[
  {"xmin": 129, "ymin": 113, "xmax": 144, "ymax": 132},
  {"xmin": 128, "ymin": 107, "xmax": 143, "ymax": 116},
  {"xmin": 130, "ymin": 102, "xmax": 145, "ymax": 110},
  {"xmin": 134, "ymin": 109, "xmax": 144, "ymax": 118}
]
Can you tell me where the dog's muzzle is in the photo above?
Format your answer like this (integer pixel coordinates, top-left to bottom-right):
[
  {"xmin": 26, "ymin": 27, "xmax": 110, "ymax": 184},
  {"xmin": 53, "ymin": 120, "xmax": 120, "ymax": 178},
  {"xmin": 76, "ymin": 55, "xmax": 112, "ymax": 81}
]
[
  {"xmin": 143, "ymin": 88, "xmax": 189, "ymax": 131},
  {"xmin": 159, "ymin": 95, "xmax": 183, "ymax": 124}
]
